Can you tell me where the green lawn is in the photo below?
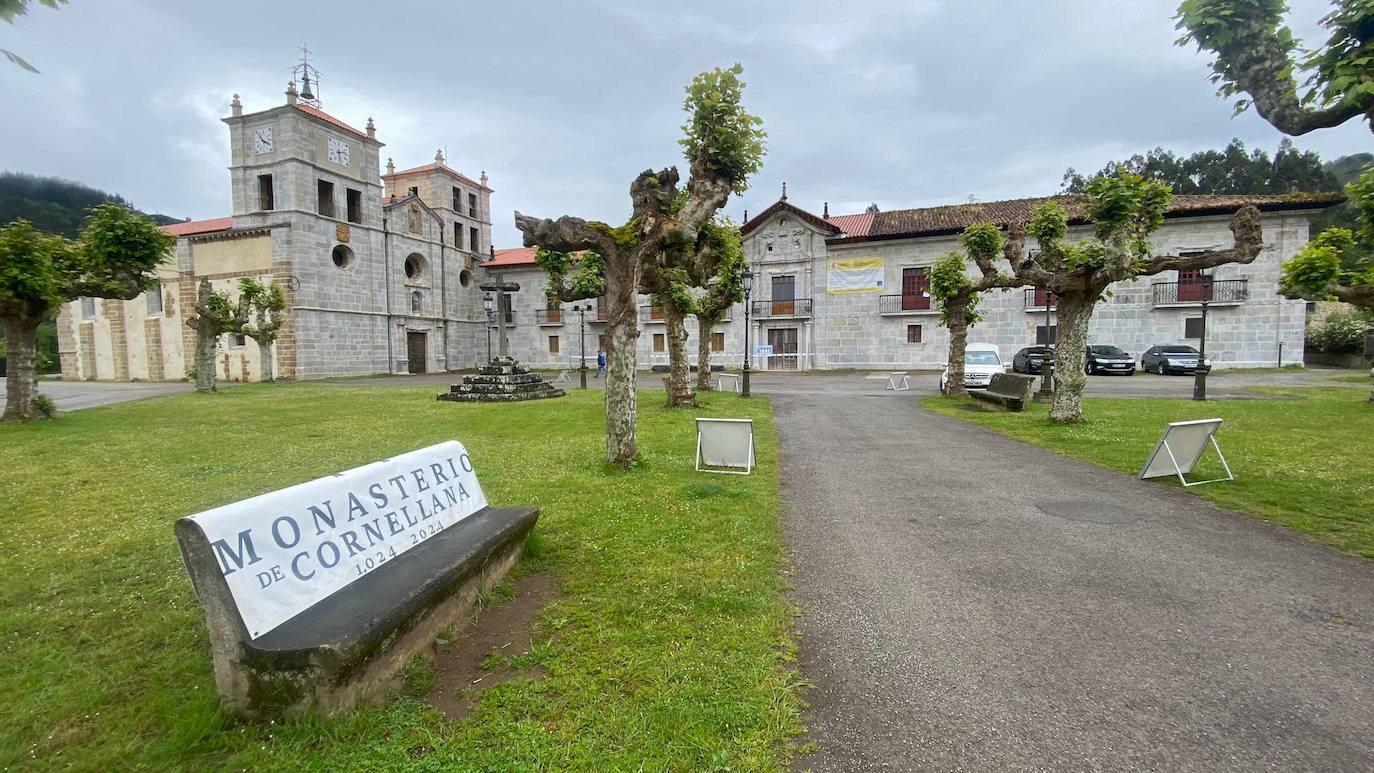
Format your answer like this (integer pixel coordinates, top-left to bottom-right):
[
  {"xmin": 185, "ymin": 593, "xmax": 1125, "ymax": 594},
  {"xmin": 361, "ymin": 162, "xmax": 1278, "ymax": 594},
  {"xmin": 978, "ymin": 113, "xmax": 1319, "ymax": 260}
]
[
  {"xmin": 0, "ymin": 385, "xmax": 800, "ymax": 771},
  {"xmin": 923, "ymin": 387, "xmax": 1374, "ymax": 558}
]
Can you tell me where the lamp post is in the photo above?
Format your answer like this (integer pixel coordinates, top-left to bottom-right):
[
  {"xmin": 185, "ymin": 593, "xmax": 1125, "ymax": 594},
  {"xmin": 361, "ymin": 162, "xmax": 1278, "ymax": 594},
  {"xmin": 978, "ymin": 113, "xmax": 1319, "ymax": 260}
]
[
  {"xmin": 741, "ymin": 270, "xmax": 754, "ymax": 398},
  {"xmin": 1035, "ymin": 288, "xmax": 1055, "ymax": 402},
  {"xmin": 573, "ymin": 303, "xmax": 589, "ymax": 389},
  {"xmin": 482, "ymin": 294, "xmax": 493, "ymax": 363},
  {"xmin": 1193, "ymin": 273, "xmax": 1214, "ymax": 401}
]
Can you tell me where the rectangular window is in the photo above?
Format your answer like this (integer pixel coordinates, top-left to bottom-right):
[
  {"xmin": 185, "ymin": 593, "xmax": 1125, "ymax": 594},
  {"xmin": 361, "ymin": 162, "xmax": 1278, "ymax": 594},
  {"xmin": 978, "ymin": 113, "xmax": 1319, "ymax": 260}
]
[
  {"xmin": 907, "ymin": 324, "xmax": 922, "ymax": 343},
  {"xmin": 257, "ymin": 174, "xmax": 274, "ymax": 211},
  {"xmin": 771, "ymin": 274, "xmax": 796, "ymax": 315},
  {"xmin": 317, "ymin": 180, "xmax": 335, "ymax": 218},
  {"xmin": 231, "ymin": 334, "xmax": 247, "ymax": 348},
  {"xmin": 468, "ymin": 192, "xmax": 477, "ymax": 217},
  {"xmin": 1036, "ymin": 325, "xmax": 1058, "ymax": 345},
  {"xmin": 346, "ymin": 188, "xmax": 362, "ymax": 224},
  {"xmin": 653, "ymin": 333, "xmax": 665, "ymax": 352},
  {"xmin": 1184, "ymin": 317, "xmax": 1204, "ymax": 339},
  {"xmin": 454, "ymin": 222, "xmax": 462, "ymax": 247},
  {"xmin": 408, "ymin": 186, "xmax": 419, "ymax": 197},
  {"xmin": 452, "ymin": 186, "xmax": 462, "ymax": 210},
  {"xmin": 469, "ymin": 226, "xmax": 479, "ymax": 252},
  {"xmin": 145, "ymin": 283, "xmax": 163, "ymax": 316},
  {"xmin": 81, "ymin": 297, "xmax": 96, "ymax": 320},
  {"xmin": 711, "ymin": 332, "xmax": 725, "ymax": 352},
  {"xmin": 901, "ymin": 267, "xmax": 931, "ymax": 310},
  {"xmin": 549, "ymin": 335, "xmax": 560, "ymax": 354}
]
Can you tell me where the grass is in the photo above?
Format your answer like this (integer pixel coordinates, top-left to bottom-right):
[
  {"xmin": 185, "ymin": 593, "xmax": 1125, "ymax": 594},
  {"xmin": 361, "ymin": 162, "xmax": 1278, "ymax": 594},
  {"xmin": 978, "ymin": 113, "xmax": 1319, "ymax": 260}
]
[
  {"xmin": 923, "ymin": 386, "xmax": 1374, "ymax": 558},
  {"xmin": 0, "ymin": 384, "xmax": 800, "ymax": 771}
]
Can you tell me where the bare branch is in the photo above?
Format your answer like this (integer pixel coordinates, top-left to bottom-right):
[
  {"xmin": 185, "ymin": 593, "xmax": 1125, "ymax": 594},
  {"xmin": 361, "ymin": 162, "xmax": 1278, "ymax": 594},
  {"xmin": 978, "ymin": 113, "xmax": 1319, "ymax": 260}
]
[
  {"xmin": 1136, "ymin": 205, "xmax": 1264, "ymax": 275},
  {"xmin": 514, "ymin": 212, "xmax": 618, "ymax": 256}
]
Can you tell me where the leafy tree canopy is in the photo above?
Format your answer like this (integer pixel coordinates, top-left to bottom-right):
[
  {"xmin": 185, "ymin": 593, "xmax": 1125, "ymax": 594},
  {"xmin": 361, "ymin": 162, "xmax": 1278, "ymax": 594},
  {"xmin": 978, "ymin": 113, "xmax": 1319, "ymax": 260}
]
[
  {"xmin": 1, "ymin": 171, "xmax": 181, "ymax": 238},
  {"xmin": 679, "ymin": 64, "xmax": 767, "ymax": 194},
  {"xmin": 1061, "ymin": 138, "xmax": 1339, "ymax": 195}
]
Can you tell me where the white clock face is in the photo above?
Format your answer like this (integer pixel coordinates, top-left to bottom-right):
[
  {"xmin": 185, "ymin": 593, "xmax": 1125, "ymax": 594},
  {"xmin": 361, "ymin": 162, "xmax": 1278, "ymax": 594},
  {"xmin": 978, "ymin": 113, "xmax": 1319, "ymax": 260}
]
[
  {"xmin": 327, "ymin": 136, "xmax": 350, "ymax": 166},
  {"xmin": 253, "ymin": 127, "xmax": 273, "ymax": 155}
]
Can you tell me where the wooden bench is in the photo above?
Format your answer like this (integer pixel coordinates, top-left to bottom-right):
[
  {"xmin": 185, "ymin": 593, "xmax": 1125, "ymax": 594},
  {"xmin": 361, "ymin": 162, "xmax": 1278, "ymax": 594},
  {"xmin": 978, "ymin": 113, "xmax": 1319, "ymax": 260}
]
[
  {"xmin": 968, "ymin": 372, "xmax": 1036, "ymax": 412},
  {"xmin": 175, "ymin": 441, "xmax": 538, "ymax": 720}
]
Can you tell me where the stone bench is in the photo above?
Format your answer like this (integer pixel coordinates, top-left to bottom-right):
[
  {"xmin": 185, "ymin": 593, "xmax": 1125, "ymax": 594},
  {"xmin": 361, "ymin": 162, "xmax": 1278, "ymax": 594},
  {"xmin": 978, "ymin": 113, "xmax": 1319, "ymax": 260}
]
[
  {"xmin": 175, "ymin": 441, "xmax": 538, "ymax": 720},
  {"xmin": 968, "ymin": 372, "xmax": 1036, "ymax": 412}
]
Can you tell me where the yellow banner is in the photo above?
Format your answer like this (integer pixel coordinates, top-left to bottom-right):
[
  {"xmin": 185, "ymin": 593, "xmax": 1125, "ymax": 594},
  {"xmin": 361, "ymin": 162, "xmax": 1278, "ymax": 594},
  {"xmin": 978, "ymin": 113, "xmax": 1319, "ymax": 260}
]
[{"xmin": 827, "ymin": 257, "xmax": 885, "ymax": 293}]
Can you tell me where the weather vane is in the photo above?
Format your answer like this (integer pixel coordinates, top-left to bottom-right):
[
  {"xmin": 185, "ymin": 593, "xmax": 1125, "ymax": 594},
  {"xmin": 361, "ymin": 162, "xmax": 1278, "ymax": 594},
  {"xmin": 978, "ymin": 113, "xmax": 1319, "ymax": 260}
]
[{"xmin": 289, "ymin": 44, "xmax": 322, "ymax": 108}]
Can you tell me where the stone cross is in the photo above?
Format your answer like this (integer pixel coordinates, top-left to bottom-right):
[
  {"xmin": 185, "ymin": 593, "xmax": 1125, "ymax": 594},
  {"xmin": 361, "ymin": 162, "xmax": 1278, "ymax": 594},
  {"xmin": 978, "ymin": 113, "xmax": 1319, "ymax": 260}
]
[{"xmin": 479, "ymin": 273, "xmax": 520, "ymax": 359}]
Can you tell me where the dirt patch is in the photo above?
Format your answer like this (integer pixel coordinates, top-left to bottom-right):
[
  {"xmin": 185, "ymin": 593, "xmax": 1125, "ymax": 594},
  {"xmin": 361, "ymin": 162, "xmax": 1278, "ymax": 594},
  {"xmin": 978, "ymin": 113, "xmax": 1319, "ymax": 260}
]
[{"xmin": 423, "ymin": 572, "xmax": 561, "ymax": 719}]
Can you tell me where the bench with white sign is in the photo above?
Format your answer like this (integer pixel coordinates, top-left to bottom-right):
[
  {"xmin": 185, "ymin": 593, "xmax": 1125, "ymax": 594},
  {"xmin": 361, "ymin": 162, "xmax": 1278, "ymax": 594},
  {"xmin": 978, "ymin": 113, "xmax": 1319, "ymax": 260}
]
[
  {"xmin": 968, "ymin": 372, "xmax": 1036, "ymax": 412},
  {"xmin": 174, "ymin": 441, "xmax": 538, "ymax": 720}
]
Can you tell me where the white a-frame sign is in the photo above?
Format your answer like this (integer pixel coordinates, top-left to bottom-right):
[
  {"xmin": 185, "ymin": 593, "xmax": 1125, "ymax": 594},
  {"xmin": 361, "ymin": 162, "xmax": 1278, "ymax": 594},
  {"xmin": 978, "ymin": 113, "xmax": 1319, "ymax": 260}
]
[{"xmin": 1139, "ymin": 418, "xmax": 1234, "ymax": 487}]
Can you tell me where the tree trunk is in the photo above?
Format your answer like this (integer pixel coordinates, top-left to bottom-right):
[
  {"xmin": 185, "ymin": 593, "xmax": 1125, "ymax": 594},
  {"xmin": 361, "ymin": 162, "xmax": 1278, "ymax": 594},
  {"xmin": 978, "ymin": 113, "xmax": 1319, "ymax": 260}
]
[
  {"xmin": 695, "ymin": 312, "xmax": 716, "ymax": 392},
  {"xmin": 2, "ymin": 313, "xmax": 42, "ymax": 422},
  {"xmin": 603, "ymin": 267, "xmax": 640, "ymax": 466},
  {"xmin": 943, "ymin": 294, "xmax": 970, "ymax": 397},
  {"xmin": 662, "ymin": 297, "xmax": 695, "ymax": 407},
  {"xmin": 192, "ymin": 320, "xmax": 219, "ymax": 393},
  {"xmin": 1049, "ymin": 292, "xmax": 1095, "ymax": 423},
  {"xmin": 256, "ymin": 337, "xmax": 274, "ymax": 383}
]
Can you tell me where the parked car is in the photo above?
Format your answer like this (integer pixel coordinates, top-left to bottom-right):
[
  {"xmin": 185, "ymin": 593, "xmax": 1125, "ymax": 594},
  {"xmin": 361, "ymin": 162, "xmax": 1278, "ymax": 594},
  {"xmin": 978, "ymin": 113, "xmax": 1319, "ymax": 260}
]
[
  {"xmin": 1085, "ymin": 345, "xmax": 1136, "ymax": 375},
  {"xmin": 1140, "ymin": 345, "xmax": 1212, "ymax": 375},
  {"xmin": 940, "ymin": 343, "xmax": 1005, "ymax": 393},
  {"xmin": 1011, "ymin": 345, "xmax": 1053, "ymax": 374}
]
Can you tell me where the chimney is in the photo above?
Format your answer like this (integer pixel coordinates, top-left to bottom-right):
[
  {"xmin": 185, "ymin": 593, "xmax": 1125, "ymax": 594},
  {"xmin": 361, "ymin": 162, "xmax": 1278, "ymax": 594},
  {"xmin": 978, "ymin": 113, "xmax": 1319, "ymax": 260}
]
[
  {"xmin": 366, "ymin": 117, "xmax": 376, "ymax": 139},
  {"xmin": 230, "ymin": 94, "xmax": 242, "ymax": 117},
  {"xmin": 285, "ymin": 81, "xmax": 298, "ymax": 106},
  {"xmin": 823, "ymin": 201, "xmax": 829, "ymax": 218}
]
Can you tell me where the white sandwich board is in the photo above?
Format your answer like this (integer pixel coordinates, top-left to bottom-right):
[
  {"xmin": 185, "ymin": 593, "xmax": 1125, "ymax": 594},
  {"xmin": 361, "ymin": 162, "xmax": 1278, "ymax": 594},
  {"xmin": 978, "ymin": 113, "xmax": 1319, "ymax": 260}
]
[
  {"xmin": 885, "ymin": 372, "xmax": 911, "ymax": 391},
  {"xmin": 716, "ymin": 373, "xmax": 741, "ymax": 393},
  {"xmin": 1139, "ymin": 418, "xmax": 1233, "ymax": 487},
  {"xmin": 695, "ymin": 417, "xmax": 755, "ymax": 475}
]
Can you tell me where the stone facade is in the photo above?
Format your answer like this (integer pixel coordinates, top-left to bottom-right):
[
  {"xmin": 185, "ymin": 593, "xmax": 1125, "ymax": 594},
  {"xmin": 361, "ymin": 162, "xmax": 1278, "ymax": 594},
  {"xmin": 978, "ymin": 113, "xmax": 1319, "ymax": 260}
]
[{"xmin": 57, "ymin": 84, "xmax": 495, "ymax": 382}]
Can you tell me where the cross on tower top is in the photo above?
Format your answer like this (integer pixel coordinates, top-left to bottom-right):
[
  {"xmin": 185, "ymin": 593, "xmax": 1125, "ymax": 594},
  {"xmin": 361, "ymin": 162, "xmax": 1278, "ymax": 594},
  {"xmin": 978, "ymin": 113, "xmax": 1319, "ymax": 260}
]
[{"xmin": 290, "ymin": 44, "xmax": 323, "ymax": 108}]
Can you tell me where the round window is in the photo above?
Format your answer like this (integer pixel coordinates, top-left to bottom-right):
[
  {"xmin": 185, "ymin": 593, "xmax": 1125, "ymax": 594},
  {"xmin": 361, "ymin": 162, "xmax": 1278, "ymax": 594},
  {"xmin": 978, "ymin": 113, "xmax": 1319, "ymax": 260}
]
[
  {"xmin": 404, "ymin": 253, "xmax": 425, "ymax": 280},
  {"xmin": 459, "ymin": 269, "xmax": 473, "ymax": 288},
  {"xmin": 331, "ymin": 244, "xmax": 354, "ymax": 269}
]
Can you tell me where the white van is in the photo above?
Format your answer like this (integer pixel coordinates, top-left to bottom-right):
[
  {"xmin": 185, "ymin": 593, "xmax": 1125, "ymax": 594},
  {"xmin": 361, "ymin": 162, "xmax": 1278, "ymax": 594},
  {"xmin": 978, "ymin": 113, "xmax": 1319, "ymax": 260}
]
[{"xmin": 940, "ymin": 343, "xmax": 1005, "ymax": 393}]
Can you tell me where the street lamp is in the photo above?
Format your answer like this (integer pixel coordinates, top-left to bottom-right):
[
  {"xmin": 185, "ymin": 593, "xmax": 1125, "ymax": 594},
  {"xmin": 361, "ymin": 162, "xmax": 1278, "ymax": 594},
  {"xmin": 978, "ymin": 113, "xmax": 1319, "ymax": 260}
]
[
  {"xmin": 741, "ymin": 270, "xmax": 754, "ymax": 398},
  {"xmin": 1035, "ymin": 288, "xmax": 1055, "ymax": 402},
  {"xmin": 572, "ymin": 303, "xmax": 589, "ymax": 389},
  {"xmin": 482, "ymin": 293, "xmax": 494, "ymax": 363},
  {"xmin": 1193, "ymin": 273, "xmax": 1214, "ymax": 401}
]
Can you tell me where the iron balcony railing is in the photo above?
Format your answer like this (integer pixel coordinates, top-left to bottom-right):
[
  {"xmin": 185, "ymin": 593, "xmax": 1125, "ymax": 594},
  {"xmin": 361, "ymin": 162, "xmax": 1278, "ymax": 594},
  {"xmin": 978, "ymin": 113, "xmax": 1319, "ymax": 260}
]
[
  {"xmin": 1151, "ymin": 279, "xmax": 1248, "ymax": 306},
  {"xmin": 640, "ymin": 305, "xmax": 667, "ymax": 322},
  {"xmin": 1024, "ymin": 288, "xmax": 1057, "ymax": 309},
  {"xmin": 535, "ymin": 309, "xmax": 564, "ymax": 325},
  {"xmin": 751, "ymin": 298, "xmax": 813, "ymax": 318},
  {"xmin": 879, "ymin": 294, "xmax": 933, "ymax": 314}
]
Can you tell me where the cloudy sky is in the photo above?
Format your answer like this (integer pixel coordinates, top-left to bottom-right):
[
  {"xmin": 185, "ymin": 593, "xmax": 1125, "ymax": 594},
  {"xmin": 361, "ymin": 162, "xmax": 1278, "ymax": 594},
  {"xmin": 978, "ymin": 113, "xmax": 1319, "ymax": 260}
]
[{"xmin": 2, "ymin": 0, "xmax": 1369, "ymax": 247}]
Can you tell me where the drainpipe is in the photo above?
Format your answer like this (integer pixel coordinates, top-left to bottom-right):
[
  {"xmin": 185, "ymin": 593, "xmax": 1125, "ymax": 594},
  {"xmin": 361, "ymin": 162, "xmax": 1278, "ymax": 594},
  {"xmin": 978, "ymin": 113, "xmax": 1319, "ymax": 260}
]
[{"xmin": 383, "ymin": 216, "xmax": 393, "ymax": 372}]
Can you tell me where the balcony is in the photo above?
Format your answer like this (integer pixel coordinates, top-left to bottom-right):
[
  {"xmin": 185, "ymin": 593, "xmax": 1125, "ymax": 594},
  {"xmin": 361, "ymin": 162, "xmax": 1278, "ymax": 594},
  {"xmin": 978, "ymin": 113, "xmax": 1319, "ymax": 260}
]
[
  {"xmin": 1151, "ymin": 279, "xmax": 1248, "ymax": 308},
  {"xmin": 640, "ymin": 305, "xmax": 667, "ymax": 323},
  {"xmin": 751, "ymin": 298, "xmax": 813, "ymax": 318},
  {"xmin": 1024, "ymin": 288, "xmax": 1057, "ymax": 311},
  {"xmin": 879, "ymin": 294, "xmax": 936, "ymax": 315},
  {"xmin": 535, "ymin": 308, "xmax": 564, "ymax": 326}
]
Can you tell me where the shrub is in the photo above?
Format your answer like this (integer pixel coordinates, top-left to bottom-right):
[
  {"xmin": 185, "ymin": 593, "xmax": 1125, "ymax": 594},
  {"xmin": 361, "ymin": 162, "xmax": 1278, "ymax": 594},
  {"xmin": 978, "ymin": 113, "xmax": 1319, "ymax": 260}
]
[
  {"xmin": 1306, "ymin": 309, "xmax": 1372, "ymax": 354},
  {"xmin": 31, "ymin": 394, "xmax": 57, "ymax": 419}
]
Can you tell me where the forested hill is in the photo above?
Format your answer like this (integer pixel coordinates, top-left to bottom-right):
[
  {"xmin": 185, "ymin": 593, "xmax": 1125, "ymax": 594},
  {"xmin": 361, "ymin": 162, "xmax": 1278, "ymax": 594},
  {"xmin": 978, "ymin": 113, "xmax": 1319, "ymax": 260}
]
[{"xmin": 0, "ymin": 171, "xmax": 182, "ymax": 238}]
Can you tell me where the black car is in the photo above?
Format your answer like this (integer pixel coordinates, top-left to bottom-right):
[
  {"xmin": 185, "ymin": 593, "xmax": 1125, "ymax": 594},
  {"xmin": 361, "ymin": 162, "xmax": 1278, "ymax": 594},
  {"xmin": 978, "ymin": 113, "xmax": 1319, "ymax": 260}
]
[
  {"xmin": 1012, "ymin": 345, "xmax": 1054, "ymax": 374},
  {"xmin": 1141, "ymin": 345, "xmax": 1212, "ymax": 375},
  {"xmin": 1085, "ymin": 345, "xmax": 1136, "ymax": 375}
]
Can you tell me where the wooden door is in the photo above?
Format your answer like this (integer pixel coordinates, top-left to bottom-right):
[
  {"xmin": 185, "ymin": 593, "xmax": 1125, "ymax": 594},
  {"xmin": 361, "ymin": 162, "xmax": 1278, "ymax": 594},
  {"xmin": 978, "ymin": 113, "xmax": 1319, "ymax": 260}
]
[
  {"xmin": 771, "ymin": 275, "xmax": 795, "ymax": 316},
  {"xmin": 767, "ymin": 327, "xmax": 798, "ymax": 370},
  {"xmin": 901, "ymin": 267, "xmax": 930, "ymax": 310},
  {"xmin": 407, "ymin": 331, "xmax": 427, "ymax": 374},
  {"xmin": 1178, "ymin": 270, "xmax": 1205, "ymax": 302}
]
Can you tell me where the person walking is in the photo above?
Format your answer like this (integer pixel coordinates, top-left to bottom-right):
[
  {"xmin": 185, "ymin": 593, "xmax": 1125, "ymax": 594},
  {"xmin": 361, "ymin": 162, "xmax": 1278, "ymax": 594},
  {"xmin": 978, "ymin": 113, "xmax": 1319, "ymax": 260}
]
[{"xmin": 596, "ymin": 350, "xmax": 607, "ymax": 377}]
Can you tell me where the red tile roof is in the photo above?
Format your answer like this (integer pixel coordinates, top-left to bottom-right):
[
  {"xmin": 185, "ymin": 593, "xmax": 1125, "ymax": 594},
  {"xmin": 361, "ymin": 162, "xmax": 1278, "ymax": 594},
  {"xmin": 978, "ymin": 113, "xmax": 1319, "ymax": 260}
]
[
  {"xmin": 487, "ymin": 246, "xmax": 538, "ymax": 267},
  {"xmin": 293, "ymin": 103, "xmax": 367, "ymax": 138},
  {"xmin": 826, "ymin": 212, "xmax": 874, "ymax": 237},
  {"xmin": 161, "ymin": 217, "xmax": 233, "ymax": 237}
]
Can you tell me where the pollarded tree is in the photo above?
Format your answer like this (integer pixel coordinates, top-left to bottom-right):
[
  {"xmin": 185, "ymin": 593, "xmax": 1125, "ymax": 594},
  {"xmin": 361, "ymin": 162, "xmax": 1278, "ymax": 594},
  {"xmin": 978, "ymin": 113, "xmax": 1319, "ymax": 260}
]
[
  {"xmin": 516, "ymin": 64, "xmax": 765, "ymax": 465},
  {"xmin": 236, "ymin": 276, "xmax": 286, "ymax": 382},
  {"xmin": 1011, "ymin": 174, "xmax": 1263, "ymax": 422},
  {"xmin": 185, "ymin": 279, "xmax": 236, "ymax": 393},
  {"xmin": 0, "ymin": 204, "xmax": 173, "ymax": 422},
  {"xmin": 692, "ymin": 218, "xmax": 746, "ymax": 392},
  {"xmin": 929, "ymin": 223, "xmax": 1024, "ymax": 397}
]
